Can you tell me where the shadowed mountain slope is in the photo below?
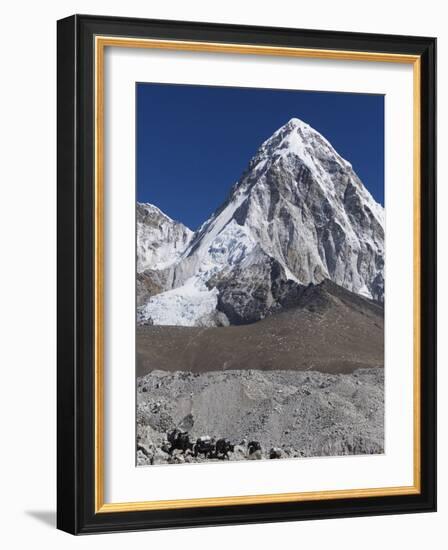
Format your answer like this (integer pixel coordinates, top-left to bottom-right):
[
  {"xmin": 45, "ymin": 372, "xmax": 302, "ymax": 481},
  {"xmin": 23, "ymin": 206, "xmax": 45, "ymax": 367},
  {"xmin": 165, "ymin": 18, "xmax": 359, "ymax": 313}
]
[{"xmin": 136, "ymin": 279, "xmax": 383, "ymax": 376}]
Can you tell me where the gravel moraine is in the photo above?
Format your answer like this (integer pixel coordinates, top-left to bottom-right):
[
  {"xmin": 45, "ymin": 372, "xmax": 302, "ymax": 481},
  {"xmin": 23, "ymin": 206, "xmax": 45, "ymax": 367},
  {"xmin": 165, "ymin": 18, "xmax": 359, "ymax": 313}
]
[{"xmin": 136, "ymin": 367, "xmax": 384, "ymax": 466}]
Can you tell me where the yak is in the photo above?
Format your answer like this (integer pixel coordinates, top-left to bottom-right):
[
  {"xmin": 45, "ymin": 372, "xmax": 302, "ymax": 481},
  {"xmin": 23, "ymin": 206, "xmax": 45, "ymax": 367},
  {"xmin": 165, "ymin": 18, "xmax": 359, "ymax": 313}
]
[
  {"xmin": 167, "ymin": 429, "xmax": 193, "ymax": 454},
  {"xmin": 248, "ymin": 440, "xmax": 262, "ymax": 455},
  {"xmin": 215, "ymin": 438, "xmax": 234, "ymax": 459},
  {"xmin": 193, "ymin": 436, "xmax": 215, "ymax": 458}
]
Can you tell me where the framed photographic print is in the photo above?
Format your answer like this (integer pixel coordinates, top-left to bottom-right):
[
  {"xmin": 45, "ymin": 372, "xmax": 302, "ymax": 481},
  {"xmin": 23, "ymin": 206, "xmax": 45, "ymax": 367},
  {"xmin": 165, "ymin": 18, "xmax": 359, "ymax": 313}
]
[{"xmin": 57, "ymin": 15, "xmax": 436, "ymax": 534}]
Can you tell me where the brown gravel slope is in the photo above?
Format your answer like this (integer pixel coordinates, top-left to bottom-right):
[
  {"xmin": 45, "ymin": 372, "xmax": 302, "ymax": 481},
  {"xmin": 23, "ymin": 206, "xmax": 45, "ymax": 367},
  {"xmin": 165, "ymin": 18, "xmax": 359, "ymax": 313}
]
[{"xmin": 136, "ymin": 280, "xmax": 384, "ymax": 377}]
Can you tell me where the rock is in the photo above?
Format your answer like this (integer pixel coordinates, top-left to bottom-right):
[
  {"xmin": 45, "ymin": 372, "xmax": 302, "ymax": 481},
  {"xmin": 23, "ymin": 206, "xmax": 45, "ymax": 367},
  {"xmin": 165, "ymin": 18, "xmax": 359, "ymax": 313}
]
[
  {"xmin": 137, "ymin": 450, "xmax": 151, "ymax": 466},
  {"xmin": 161, "ymin": 441, "xmax": 171, "ymax": 454},
  {"xmin": 247, "ymin": 449, "xmax": 262, "ymax": 460},
  {"xmin": 229, "ymin": 445, "xmax": 247, "ymax": 461},
  {"xmin": 151, "ymin": 448, "xmax": 170, "ymax": 465},
  {"xmin": 179, "ymin": 413, "xmax": 194, "ymax": 432},
  {"xmin": 269, "ymin": 447, "xmax": 283, "ymax": 459},
  {"xmin": 137, "ymin": 442, "xmax": 153, "ymax": 457}
]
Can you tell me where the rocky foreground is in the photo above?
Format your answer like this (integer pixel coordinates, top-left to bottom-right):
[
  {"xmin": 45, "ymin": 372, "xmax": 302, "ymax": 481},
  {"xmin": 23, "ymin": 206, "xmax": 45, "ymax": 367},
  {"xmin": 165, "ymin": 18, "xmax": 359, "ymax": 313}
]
[{"xmin": 136, "ymin": 367, "xmax": 384, "ymax": 466}]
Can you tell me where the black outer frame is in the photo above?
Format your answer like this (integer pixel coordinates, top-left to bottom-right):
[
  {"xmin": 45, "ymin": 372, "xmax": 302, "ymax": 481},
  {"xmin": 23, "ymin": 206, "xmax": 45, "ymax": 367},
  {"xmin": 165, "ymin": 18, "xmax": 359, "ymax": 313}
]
[{"xmin": 57, "ymin": 14, "xmax": 436, "ymax": 535}]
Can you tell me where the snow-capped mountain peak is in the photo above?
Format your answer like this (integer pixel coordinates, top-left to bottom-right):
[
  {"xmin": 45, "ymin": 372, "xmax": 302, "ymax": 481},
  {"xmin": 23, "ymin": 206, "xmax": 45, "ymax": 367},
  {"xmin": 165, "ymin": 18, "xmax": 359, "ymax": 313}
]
[{"xmin": 137, "ymin": 117, "xmax": 385, "ymax": 326}]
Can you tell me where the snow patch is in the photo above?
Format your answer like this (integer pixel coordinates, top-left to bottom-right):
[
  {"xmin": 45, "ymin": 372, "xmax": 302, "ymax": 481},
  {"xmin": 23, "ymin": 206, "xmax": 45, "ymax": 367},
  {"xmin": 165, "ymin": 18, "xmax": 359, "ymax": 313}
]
[
  {"xmin": 358, "ymin": 284, "xmax": 373, "ymax": 299},
  {"xmin": 139, "ymin": 277, "xmax": 218, "ymax": 327}
]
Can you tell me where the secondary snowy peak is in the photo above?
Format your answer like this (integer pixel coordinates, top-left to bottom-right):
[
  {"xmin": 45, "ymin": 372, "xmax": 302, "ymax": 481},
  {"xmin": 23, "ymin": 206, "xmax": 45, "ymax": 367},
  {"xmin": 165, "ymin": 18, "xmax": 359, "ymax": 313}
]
[{"xmin": 137, "ymin": 202, "xmax": 193, "ymax": 273}]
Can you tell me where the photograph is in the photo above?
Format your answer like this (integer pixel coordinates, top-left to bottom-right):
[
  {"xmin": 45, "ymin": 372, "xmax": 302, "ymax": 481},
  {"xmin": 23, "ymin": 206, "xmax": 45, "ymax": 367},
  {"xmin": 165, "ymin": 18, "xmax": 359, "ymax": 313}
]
[
  {"xmin": 54, "ymin": 11, "xmax": 436, "ymax": 536},
  {"xmin": 135, "ymin": 83, "xmax": 385, "ymax": 466}
]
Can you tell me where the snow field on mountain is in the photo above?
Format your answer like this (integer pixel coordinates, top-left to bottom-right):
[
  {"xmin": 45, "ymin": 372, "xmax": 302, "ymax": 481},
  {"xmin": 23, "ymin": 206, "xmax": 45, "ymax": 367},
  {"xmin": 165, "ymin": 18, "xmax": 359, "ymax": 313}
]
[{"xmin": 139, "ymin": 277, "xmax": 219, "ymax": 326}]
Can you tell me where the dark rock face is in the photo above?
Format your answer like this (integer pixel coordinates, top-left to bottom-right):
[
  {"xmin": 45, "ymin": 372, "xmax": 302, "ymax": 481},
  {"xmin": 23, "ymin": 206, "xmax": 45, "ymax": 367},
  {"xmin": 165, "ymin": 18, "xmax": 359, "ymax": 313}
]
[
  {"xmin": 207, "ymin": 249, "xmax": 306, "ymax": 325},
  {"xmin": 137, "ymin": 270, "xmax": 168, "ymax": 306}
]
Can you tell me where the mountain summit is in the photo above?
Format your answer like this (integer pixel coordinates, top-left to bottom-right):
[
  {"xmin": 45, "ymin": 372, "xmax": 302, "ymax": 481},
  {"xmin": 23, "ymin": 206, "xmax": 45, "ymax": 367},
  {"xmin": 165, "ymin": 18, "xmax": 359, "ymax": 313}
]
[{"xmin": 137, "ymin": 118, "xmax": 384, "ymax": 326}]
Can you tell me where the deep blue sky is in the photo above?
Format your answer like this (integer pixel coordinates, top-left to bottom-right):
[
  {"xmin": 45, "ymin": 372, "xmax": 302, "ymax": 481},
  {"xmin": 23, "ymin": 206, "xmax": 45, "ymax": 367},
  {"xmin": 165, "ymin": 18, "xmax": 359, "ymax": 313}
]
[{"xmin": 137, "ymin": 83, "xmax": 384, "ymax": 230}]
